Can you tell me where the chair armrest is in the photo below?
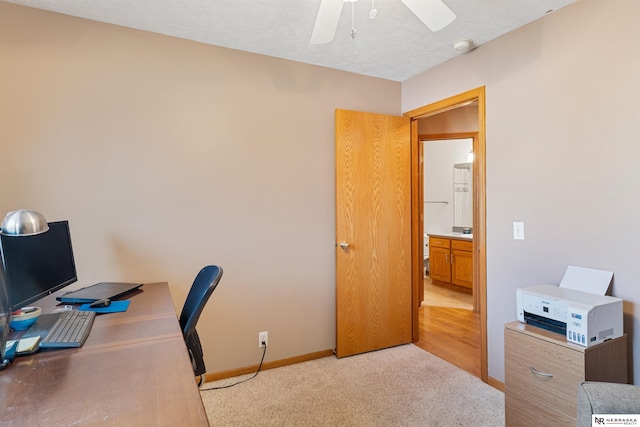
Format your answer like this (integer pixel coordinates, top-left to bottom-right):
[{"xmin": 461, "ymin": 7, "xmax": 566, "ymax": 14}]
[{"xmin": 577, "ymin": 381, "xmax": 640, "ymax": 427}]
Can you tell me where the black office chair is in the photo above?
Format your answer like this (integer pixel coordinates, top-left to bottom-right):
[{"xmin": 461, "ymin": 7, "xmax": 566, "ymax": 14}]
[{"xmin": 179, "ymin": 265, "xmax": 223, "ymax": 386}]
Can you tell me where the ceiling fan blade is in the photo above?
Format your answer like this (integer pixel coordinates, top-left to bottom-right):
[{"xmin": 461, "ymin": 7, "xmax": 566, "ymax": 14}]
[
  {"xmin": 400, "ymin": 0, "xmax": 456, "ymax": 32},
  {"xmin": 310, "ymin": 0, "xmax": 344, "ymax": 44}
]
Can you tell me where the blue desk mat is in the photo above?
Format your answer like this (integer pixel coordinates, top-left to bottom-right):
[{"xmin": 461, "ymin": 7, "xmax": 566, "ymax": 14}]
[{"xmin": 79, "ymin": 300, "xmax": 130, "ymax": 313}]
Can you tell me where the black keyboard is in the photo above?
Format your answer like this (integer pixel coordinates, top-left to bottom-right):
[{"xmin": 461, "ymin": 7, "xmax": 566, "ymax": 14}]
[{"xmin": 39, "ymin": 310, "xmax": 96, "ymax": 348}]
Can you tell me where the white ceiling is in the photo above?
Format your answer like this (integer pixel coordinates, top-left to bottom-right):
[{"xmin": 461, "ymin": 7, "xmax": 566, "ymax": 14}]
[{"xmin": 2, "ymin": 0, "xmax": 577, "ymax": 81}]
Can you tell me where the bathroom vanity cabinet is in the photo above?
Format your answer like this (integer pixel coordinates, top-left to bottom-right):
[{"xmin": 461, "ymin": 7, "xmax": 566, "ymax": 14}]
[{"xmin": 428, "ymin": 235, "xmax": 473, "ymax": 289}]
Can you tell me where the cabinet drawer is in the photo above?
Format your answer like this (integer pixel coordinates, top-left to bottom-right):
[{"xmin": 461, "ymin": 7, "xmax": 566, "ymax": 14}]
[
  {"xmin": 505, "ymin": 327, "xmax": 583, "ymax": 423},
  {"xmin": 451, "ymin": 239, "xmax": 472, "ymax": 251},
  {"xmin": 429, "ymin": 237, "xmax": 450, "ymax": 248}
]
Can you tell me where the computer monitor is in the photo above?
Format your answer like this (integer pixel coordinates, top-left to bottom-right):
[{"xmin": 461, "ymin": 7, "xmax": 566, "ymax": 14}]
[{"xmin": 0, "ymin": 221, "xmax": 77, "ymax": 312}]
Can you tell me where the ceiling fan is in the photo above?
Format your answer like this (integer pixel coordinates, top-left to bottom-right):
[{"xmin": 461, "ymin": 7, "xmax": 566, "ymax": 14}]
[{"xmin": 310, "ymin": 0, "xmax": 456, "ymax": 44}]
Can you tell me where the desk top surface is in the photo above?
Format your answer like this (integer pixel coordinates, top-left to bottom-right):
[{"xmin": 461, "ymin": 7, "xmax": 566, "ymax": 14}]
[{"xmin": 0, "ymin": 282, "xmax": 209, "ymax": 426}]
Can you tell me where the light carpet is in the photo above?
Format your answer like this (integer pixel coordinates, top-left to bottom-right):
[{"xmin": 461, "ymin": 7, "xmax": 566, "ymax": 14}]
[{"xmin": 200, "ymin": 344, "xmax": 504, "ymax": 426}]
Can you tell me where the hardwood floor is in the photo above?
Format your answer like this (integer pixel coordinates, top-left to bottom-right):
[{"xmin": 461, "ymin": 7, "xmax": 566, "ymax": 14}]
[
  {"xmin": 422, "ymin": 281, "xmax": 473, "ymax": 309},
  {"xmin": 415, "ymin": 278, "xmax": 481, "ymax": 377}
]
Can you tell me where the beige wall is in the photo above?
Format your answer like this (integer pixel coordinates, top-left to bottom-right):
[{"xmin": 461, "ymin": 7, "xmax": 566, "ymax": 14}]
[
  {"xmin": 404, "ymin": 0, "xmax": 640, "ymax": 384},
  {"xmin": 0, "ymin": 3, "xmax": 400, "ymax": 372},
  {"xmin": 4, "ymin": 0, "xmax": 639, "ymax": 386}
]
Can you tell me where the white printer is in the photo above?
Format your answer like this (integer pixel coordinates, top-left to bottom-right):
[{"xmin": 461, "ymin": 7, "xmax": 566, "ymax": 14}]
[{"xmin": 516, "ymin": 266, "xmax": 623, "ymax": 347}]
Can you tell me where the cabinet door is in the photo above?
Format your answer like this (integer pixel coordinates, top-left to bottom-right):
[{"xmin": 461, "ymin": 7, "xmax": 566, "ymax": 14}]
[
  {"xmin": 429, "ymin": 246, "xmax": 451, "ymax": 282},
  {"xmin": 451, "ymin": 249, "xmax": 473, "ymax": 288}
]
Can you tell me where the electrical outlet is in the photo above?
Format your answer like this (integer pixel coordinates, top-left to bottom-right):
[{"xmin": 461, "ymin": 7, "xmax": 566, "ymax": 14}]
[{"xmin": 258, "ymin": 331, "xmax": 268, "ymax": 348}]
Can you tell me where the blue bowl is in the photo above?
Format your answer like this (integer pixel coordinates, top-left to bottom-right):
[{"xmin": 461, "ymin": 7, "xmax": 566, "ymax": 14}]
[{"xmin": 10, "ymin": 307, "xmax": 41, "ymax": 330}]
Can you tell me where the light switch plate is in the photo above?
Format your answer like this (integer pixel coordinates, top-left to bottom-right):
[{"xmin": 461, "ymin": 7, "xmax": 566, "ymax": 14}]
[{"xmin": 513, "ymin": 222, "xmax": 525, "ymax": 240}]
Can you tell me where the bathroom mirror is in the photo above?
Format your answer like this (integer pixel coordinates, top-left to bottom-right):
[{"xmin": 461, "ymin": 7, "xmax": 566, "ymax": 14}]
[{"xmin": 453, "ymin": 163, "xmax": 473, "ymax": 229}]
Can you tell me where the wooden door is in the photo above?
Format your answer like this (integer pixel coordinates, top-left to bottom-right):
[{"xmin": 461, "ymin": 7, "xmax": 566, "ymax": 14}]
[{"xmin": 335, "ymin": 109, "xmax": 412, "ymax": 358}]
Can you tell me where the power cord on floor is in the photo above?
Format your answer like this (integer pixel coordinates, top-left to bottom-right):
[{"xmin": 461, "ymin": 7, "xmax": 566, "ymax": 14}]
[{"xmin": 201, "ymin": 340, "xmax": 267, "ymax": 391}]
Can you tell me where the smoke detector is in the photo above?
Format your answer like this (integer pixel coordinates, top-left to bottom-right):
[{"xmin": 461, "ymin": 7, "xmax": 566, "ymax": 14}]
[{"xmin": 453, "ymin": 39, "xmax": 474, "ymax": 53}]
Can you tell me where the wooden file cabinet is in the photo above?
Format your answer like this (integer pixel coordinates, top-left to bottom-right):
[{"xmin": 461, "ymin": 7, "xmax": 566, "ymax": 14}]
[{"xmin": 504, "ymin": 322, "xmax": 627, "ymax": 427}]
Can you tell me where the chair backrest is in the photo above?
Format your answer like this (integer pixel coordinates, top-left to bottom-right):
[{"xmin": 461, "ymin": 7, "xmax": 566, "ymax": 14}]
[{"xmin": 179, "ymin": 265, "xmax": 223, "ymax": 338}]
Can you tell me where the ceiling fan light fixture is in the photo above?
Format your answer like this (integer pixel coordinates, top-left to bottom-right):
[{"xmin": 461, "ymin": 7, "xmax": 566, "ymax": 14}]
[
  {"xmin": 311, "ymin": 0, "xmax": 456, "ymax": 44},
  {"xmin": 453, "ymin": 39, "xmax": 474, "ymax": 53}
]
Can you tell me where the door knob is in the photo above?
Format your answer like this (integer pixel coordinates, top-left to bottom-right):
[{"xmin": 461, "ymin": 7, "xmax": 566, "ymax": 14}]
[{"xmin": 339, "ymin": 241, "xmax": 350, "ymax": 252}]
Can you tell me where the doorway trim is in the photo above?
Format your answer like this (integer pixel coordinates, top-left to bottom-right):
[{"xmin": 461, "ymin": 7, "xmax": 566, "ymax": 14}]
[{"xmin": 404, "ymin": 86, "xmax": 487, "ymax": 382}]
